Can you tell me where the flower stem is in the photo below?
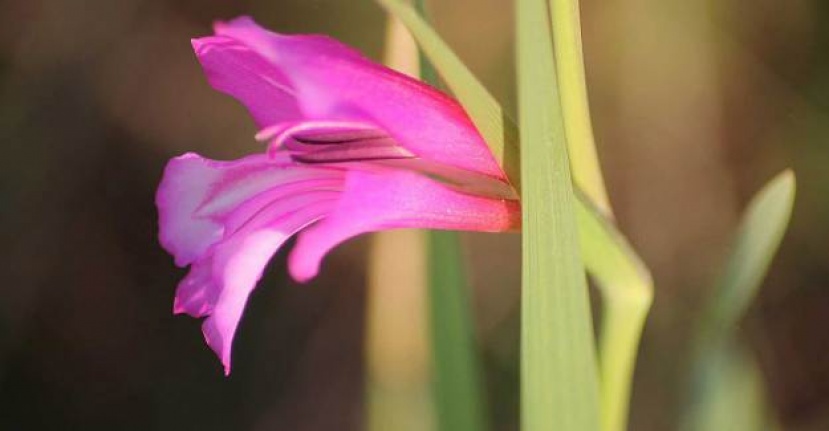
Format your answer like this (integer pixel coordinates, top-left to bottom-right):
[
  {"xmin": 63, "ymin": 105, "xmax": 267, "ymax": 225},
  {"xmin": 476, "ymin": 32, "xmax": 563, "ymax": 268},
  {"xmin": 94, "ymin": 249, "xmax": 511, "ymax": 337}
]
[
  {"xmin": 548, "ymin": 1, "xmax": 652, "ymax": 430},
  {"xmin": 548, "ymin": 0, "xmax": 611, "ymax": 217},
  {"xmin": 597, "ymin": 287, "xmax": 652, "ymax": 431},
  {"xmin": 415, "ymin": 4, "xmax": 488, "ymax": 430},
  {"xmin": 427, "ymin": 231, "xmax": 487, "ymax": 431}
]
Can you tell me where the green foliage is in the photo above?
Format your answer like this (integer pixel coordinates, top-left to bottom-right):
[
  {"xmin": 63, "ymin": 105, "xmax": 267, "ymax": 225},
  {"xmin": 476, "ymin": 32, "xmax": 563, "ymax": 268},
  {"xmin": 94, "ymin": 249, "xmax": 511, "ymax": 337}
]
[
  {"xmin": 517, "ymin": 0, "xmax": 600, "ymax": 429},
  {"xmin": 684, "ymin": 170, "xmax": 795, "ymax": 431},
  {"xmin": 377, "ymin": 2, "xmax": 655, "ymax": 430},
  {"xmin": 427, "ymin": 231, "xmax": 488, "ymax": 431},
  {"xmin": 548, "ymin": 0, "xmax": 612, "ymax": 215},
  {"xmin": 414, "ymin": 2, "xmax": 489, "ymax": 431},
  {"xmin": 701, "ymin": 170, "xmax": 796, "ymax": 342},
  {"xmin": 575, "ymin": 195, "xmax": 653, "ymax": 431}
]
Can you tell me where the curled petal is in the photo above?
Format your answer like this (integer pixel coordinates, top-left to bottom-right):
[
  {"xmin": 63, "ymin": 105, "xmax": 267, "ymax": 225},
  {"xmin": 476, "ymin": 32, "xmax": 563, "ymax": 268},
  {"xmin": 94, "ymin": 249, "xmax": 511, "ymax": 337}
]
[
  {"xmin": 178, "ymin": 192, "xmax": 338, "ymax": 374},
  {"xmin": 192, "ymin": 35, "xmax": 301, "ymax": 127},
  {"xmin": 156, "ymin": 153, "xmax": 230, "ymax": 267},
  {"xmin": 288, "ymin": 170, "xmax": 520, "ymax": 282},
  {"xmin": 157, "ymin": 153, "xmax": 341, "ymax": 267}
]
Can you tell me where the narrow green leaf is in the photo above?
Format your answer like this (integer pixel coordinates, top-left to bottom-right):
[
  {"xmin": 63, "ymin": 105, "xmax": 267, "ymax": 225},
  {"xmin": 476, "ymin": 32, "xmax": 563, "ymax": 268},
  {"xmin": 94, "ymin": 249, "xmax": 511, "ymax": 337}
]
[
  {"xmin": 375, "ymin": 0, "xmax": 520, "ymax": 189},
  {"xmin": 548, "ymin": 0, "xmax": 612, "ymax": 216},
  {"xmin": 427, "ymin": 231, "xmax": 488, "ymax": 431},
  {"xmin": 518, "ymin": 0, "xmax": 599, "ymax": 429},
  {"xmin": 415, "ymin": 2, "xmax": 488, "ymax": 431},
  {"xmin": 684, "ymin": 170, "xmax": 795, "ymax": 431},
  {"xmin": 682, "ymin": 345, "xmax": 776, "ymax": 431},
  {"xmin": 700, "ymin": 170, "xmax": 796, "ymax": 341},
  {"xmin": 414, "ymin": 0, "xmax": 440, "ymax": 89},
  {"xmin": 576, "ymin": 194, "xmax": 653, "ymax": 431}
]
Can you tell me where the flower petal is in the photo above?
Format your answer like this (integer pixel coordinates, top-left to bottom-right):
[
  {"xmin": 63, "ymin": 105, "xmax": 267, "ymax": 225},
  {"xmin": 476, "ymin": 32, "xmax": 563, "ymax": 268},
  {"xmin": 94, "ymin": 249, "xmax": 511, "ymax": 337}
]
[
  {"xmin": 192, "ymin": 35, "xmax": 302, "ymax": 127},
  {"xmin": 156, "ymin": 153, "xmax": 340, "ymax": 267},
  {"xmin": 288, "ymin": 170, "xmax": 520, "ymax": 282},
  {"xmin": 177, "ymin": 192, "xmax": 338, "ymax": 374},
  {"xmin": 212, "ymin": 17, "xmax": 507, "ymax": 180},
  {"xmin": 156, "ymin": 153, "xmax": 230, "ymax": 267}
]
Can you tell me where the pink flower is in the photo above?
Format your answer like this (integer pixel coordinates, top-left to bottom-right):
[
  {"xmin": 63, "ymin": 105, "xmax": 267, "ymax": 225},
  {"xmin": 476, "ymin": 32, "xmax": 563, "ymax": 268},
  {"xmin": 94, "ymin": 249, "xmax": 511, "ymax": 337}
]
[{"xmin": 157, "ymin": 16, "xmax": 519, "ymax": 373}]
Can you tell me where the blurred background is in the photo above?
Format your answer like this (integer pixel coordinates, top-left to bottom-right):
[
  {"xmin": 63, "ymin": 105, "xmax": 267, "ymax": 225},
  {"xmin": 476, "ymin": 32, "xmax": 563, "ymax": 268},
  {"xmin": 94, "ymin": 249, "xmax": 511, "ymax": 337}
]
[{"xmin": 1, "ymin": 0, "xmax": 828, "ymax": 429}]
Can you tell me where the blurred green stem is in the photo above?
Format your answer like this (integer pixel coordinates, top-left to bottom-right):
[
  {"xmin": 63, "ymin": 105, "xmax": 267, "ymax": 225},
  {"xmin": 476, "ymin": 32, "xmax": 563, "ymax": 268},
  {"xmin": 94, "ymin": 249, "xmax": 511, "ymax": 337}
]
[
  {"xmin": 427, "ymin": 231, "xmax": 487, "ymax": 431},
  {"xmin": 597, "ymin": 295, "xmax": 651, "ymax": 431},
  {"xmin": 365, "ymin": 16, "xmax": 433, "ymax": 431},
  {"xmin": 682, "ymin": 171, "xmax": 794, "ymax": 431},
  {"xmin": 417, "ymin": 2, "xmax": 488, "ymax": 430}
]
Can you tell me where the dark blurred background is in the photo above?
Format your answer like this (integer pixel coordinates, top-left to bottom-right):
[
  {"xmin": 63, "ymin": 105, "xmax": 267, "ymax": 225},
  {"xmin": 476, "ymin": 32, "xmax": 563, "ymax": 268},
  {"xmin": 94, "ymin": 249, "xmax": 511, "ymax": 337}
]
[{"xmin": 1, "ymin": 0, "xmax": 828, "ymax": 430}]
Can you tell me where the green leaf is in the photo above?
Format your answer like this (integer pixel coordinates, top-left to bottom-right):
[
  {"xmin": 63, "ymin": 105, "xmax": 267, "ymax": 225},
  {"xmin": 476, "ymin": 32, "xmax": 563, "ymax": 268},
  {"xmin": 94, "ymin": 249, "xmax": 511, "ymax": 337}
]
[
  {"xmin": 684, "ymin": 170, "xmax": 795, "ymax": 431},
  {"xmin": 682, "ymin": 345, "xmax": 777, "ymax": 431},
  {"xmin": 548, "ymin": 0, "xmax": 612, "ymax": 216},
  {"xmin": 415, "ymin": 3, "xmax": 488, "ymax": 431},
  {"xmin": 700, "ymin": 170, "xmax": 796, "ymax": 341},
  {"xmin": 375, "ymin": 0, "xmax": 520, "ymax": 190},
  {"xmin": 575, "ymin": 194, "xmax": 653, "ymax": 431},
  {"xmin": 427, "ymin": 231, "xmax": 488, "ymax": 431},
  {"xmin": 377, "ymin": 3, "xmax": 653, "ymax": 430},
  {"xmin": 517, "ymin": 0, "xmax": 600, "ymax": 429}
]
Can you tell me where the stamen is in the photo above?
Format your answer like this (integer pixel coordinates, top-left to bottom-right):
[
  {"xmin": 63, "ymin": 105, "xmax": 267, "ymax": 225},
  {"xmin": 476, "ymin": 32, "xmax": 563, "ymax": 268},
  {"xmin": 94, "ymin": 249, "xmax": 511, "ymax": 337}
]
[
  {"xmin": 292, "ymin": 138, "xmax": 414, "ymax": 164},
  {"xmin": 293, "ymin": 130, "xmax": 388, "ymax": 145},
  {"xmin": 258, "ymin": 120, "xmax": 383, "ymax": 155}
]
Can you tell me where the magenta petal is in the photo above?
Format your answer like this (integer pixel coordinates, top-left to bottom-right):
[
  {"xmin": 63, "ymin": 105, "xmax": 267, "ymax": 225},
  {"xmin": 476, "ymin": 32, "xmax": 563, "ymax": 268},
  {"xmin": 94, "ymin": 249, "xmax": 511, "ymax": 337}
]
[
  {"xmin": 172, "ymin": 181, "xmax": 342, "ymax": 318},
  {"xmin": 180, "ymin": 193, "xmax": 337, "ymax": 374},
  {"xmin": 210, "ymin": 17, "xmax": 507, "ymax": 180},
  {"xmin": 192, "ymin": 35, "xmax": 302, "ymax": 127},
  {"xmin": 156, "ymin": 153, "xmax": 229, "ymax": 267},
  {"xmin": 158, "ymin": 153, "xmax": 275, "ymax": 266},
  {"xmin": 173, "ymin": 258, "xmax": 217, "ymax": 317},
  {"xmin": 288, "ymin": 170, "xmax": 520, "ymax": 282}
]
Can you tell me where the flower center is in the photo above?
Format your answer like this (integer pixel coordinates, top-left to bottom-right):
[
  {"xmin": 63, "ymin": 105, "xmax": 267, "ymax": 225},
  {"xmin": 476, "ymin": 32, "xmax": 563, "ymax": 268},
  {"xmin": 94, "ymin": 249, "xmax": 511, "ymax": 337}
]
[{"xmin": 259, "ymin": 120, "xmax": 518, "ymax": 200}]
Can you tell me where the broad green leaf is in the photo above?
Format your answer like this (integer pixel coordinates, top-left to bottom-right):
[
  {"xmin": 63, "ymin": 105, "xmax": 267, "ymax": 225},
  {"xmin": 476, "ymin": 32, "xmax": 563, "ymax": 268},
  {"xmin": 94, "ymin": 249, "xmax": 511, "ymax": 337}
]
[
  {"xmin": 416, "ymin": 2, "xmax": 488, "ymax": 431},
  {"xmin": 518, "ymin": 0, "xmax": 599, "ymax": 430},
  {"xmin": 548, "ymin": 0, "xmax": 612, "ymax": 216},
  {"xmin": 375, "ymin": 0, "xmax": 520, "ymax": 189}
]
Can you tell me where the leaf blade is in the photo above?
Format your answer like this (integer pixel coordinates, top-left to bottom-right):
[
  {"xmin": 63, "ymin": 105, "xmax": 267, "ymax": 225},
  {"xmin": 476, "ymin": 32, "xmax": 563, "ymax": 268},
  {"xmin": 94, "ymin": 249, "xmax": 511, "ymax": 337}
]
[
  {"xmin": 704, "ymin": 170, "xmax": 796, "ymax": 337},
  {"xmin": 548, "ymin": 0, "xmax": 612, "ymax": 216},
  {"xmin": 517, "ymin": 0, "xmax": 600, "ymax": 429},
  {"xmin": 575, "ymin": 194, "xmax": 653, "ymax": 431},
  {"xmin": 684, "ymin": 170, "xmax": 795, "ymax": 431},
  {"xmin": 427, "ymin": 231, "xmax": 488, "ymax": 431}
]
